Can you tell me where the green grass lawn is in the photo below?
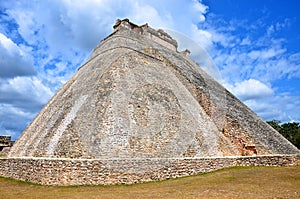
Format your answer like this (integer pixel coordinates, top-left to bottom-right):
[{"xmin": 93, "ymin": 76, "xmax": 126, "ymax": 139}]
[{"xmin": 0, "ymin": 166, "xmax": 299, "ymax": 199}]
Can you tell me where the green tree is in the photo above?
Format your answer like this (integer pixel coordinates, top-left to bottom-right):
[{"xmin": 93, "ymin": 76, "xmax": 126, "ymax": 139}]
[
  {"xmin": 281, "ymin": 122, "xmax": 300, "ymax": 149},
  {"xmin": 267, "ymin": 120, "xmax": 300, "ymax": 149},
  {"xmin": 267, "ymin": 120, "xmax": 282, "ymax": 132}
]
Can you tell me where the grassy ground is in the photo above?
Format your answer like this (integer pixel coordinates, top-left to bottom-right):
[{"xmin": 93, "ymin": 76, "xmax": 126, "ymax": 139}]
[{"xmin": 0, "ymin": 166, "xmax": 299, "ymax": 199}]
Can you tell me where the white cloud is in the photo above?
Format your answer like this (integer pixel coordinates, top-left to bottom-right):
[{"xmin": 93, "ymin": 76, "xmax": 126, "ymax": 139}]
[
  {"xmin": 166, "ymin": 29, "xmax": 222, "ymax": 82},
  {"xmin": 230, "ymin": 79, "xmax": 274, "ymax": 101},
  {"xmin": 240, "ymin": 37, "xmax": 251, "ymax": 45},
  {"xmin": 131, "ymin": 2, "xmax": 168, "ymax": 27},
  {"xmin": 2, "ymin": 0, "xmax": 211, "ymax": 86},
  {"xmin": 6, "ymin": 9, "xmax": 37, "ymax": 45},
  {"xmin": 0, "ymin": 76, "xmax": 53, "ymax": 139},
  {"xmin": 5, "ymin": 0, "xmax": 207, "ymax": 58},
  {"xmin": 191, "ymin": 25, "xmax": 213, "ymax": 51},
  {"xmin": 0, "ymin": 33, "xmax": 35, "ymax": 78},
  {"xmin": 6, "ymin": 0, "xmax": 113, "ymax": 61},
  {"xmin": 0, "ymin": 104, "xmax": 34, "ymax": 140},
  {"xmin": 191, "ymin": 0, "xmax": 208, "ymax": 22},
  {"xmin": 243, "ymin": 92, "xmax": 300, "ymax": 123},
  {"xmin": 0, "ymin": 76, "xmax": 53, "ymax": 111},
  {"xmin": 192, "ymin": 0, "xmax": 208, "ymax": 13},
  {"xmin": 3, "ymin": 0, "xmax": 210, "ymax": 55},
  {"xmin": 243, "ymin": 99, "xmax": 282, "ymax": 120},
  {"xmin": 248, "ymin": 47, "xmax": 287, "ymax": 60},
  {"xmin": 216, "ymin": 38, "xmax": 300, "ymax": 84}
]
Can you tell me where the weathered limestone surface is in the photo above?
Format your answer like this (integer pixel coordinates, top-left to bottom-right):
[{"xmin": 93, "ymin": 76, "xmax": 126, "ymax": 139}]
[
  {"xmin": 9, "ymin": 19, "xmax": 299, "ymax": 159},
  {"xmin": 0, "ymin": 155, "xmax": 299, "ymax": 185},
  {"xmin": 3, "ymin": 19, "xmax": 299, "ymax": 185}
]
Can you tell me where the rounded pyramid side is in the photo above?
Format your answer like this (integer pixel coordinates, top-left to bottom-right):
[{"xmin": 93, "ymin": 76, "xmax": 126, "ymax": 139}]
[
  {"xmin": 9, "ymin": 21, "xmax": 299, "ymax": 159},
  {"xmin": 7, "ymin": 32, "xmax": 232, "ymax": 158}
]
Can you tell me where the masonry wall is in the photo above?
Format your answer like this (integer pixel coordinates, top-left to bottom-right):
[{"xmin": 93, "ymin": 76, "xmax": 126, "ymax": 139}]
[
  {"xmin": 0, "ymin": 136, "xmax": 12, "ymax": 147},
  {"xmin": 0, "ymin": 155, "xmax": 299, "ymax": 186},
  {"xmin": 0, "ymin": 136, "xmax": 13, "ymax": 154}
]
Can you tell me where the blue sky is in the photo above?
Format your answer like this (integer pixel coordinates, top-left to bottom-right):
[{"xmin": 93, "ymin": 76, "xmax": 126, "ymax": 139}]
[{"xmin": 0, "ymin": 0, "xmax": 299, "ymax": 140}]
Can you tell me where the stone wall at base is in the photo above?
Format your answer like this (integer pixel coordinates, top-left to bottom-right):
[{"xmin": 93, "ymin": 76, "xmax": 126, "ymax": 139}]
[{"xmin": 0, "ymin": 155, "xmax": 299, "ymax": 186}]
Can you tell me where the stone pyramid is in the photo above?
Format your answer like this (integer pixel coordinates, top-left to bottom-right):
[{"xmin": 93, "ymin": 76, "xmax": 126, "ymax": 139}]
[{"xmin": 9, "ymin": 19, "xmax": 299, "ymax": 159}]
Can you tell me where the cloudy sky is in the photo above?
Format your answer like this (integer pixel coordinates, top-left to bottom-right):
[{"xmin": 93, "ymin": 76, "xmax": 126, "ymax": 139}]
[{"xmin": 0, "ymin": 0, "xmax": 299, "ymax": 140}]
